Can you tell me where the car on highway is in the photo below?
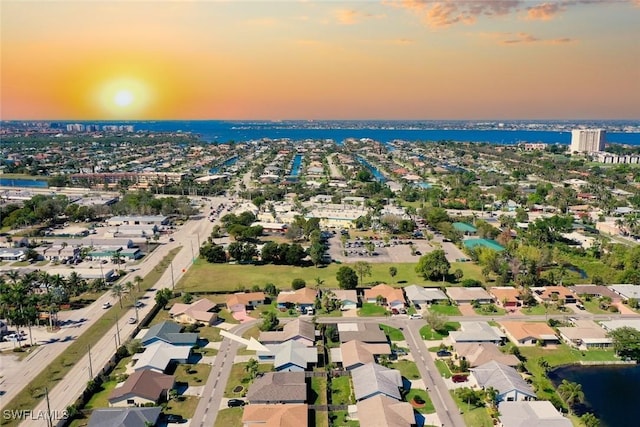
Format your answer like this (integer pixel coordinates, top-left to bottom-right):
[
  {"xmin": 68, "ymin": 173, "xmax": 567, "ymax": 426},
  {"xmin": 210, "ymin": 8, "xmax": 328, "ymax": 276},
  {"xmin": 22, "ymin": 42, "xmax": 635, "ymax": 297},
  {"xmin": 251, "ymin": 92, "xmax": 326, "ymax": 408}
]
[
  {"xmin": 102, "ymin": 302, "xmax": 112, "ymax": 309},
  {"xmin": 127, "ymin": 317, "xmax": 137, "ymax": 324},
  {"xmin": 169, "ymin": 237, "xmax": 175, "ymax": 242},
  {"xmin": 227, "ymin": 399, "xmax": 246, "ymax": 407}
]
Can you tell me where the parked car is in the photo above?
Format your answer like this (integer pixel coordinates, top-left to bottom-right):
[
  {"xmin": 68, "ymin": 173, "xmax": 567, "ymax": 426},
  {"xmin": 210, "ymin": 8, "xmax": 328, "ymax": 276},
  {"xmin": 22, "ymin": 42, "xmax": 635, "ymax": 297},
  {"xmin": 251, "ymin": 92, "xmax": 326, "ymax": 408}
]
[
  {"xmin": 3, "ymin": 333, "xmax": 26, "ymax": 342},
  {"xmin": 410, "ymin": 314, "xmax": 422, "ymax": 320},
  {"xmin": 102, "ymin": 302, "xmax": 112, "ymax": 309},
  {"xmin": 452, "ymin": 374, "xmax": 468, "ymax": 383},
  {"xmin": 436, "ymin": 350, "xmax": 452, "ymax": 357},
  {"xmin": 165, "ymin": 414, "xmax": 185, "ymax": 423},
  {"xmin": 227, "ymin": 399, "xmax": 246, "ymax": 407}
]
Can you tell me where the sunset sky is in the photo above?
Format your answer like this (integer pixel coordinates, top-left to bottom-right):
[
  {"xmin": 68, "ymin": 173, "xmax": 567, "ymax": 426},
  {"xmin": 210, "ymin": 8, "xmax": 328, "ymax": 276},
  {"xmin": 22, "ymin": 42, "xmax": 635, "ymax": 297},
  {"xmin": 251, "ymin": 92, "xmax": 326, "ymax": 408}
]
[{"xmin": 2, "ymin": 0, "xmax": 639, "ymax": 120}]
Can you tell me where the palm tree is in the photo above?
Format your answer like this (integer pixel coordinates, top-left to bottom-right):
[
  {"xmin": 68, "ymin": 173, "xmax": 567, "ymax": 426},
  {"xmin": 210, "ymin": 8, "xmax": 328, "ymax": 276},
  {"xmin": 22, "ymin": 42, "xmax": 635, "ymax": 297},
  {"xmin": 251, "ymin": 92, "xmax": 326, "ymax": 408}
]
[
  {"xmin": 124, "ymin": 281, "xmax": 135, "ymax": 298},
  {"xmin": 557, "ymin": 379, "xmax": 584, "ymax": 414},
  {"xmin": 111, "ymin": 283, "xmax": 125, "ymax": 308},
  {"xmin": 134, "ymin": 275, "xmax": 143, "ymax": 292}
]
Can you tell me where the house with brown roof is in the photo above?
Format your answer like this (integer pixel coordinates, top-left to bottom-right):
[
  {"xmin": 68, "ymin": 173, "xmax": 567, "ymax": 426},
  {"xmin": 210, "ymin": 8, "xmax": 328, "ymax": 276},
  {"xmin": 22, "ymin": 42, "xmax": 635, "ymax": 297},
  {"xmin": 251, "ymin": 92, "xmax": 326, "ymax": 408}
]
[
  {"xmin": 364, "ymin": 284, "xmax": 406, "ymax": 310},
  {"xmin": 226, "ymin": 292, "xmax": 267, "ymax": 313},
  {"xmin": 108, "ymin": 370, "xmax": 175, "ymax": 407},
  {"xmin": 259, "ymin": 318, "xmax": 315, "ymax": 347},
  {"xmin": 335, "ymin": 340, "xmax": 392, "ymax": 370},
  {"xmin": 569, "ymin": 285, "xmax": 621, "ymax": 302},
  {"xmin": 499, "ymin": 321, "xmax": 559, "ymax": 347},
  {"xmin": 169, "ymin": 298, "xmax": 218, "ymax": 325},
  {"xmin": 276, "ymin": 288, "xmax": 317, "ymax": 311},
  {"xmin": 246, "ymin": 372, "xmax": 307, "ymax": 404},
  {"xmin": 337, "ymin": 323, "xmax": 388, "ymax": 344},
  {"xmin": 355, "ymin": 395, "xmax": 415, "ymax": 427},
  {"xmin": 489, "ymin": 287, "xmax": 521, "ymax": 308},
  {"xmin": 445, "ymin": 287, "xmax": 494, "ymax": 305},
  {"xmin": 533, "ymin": 286, "xmax": 576, "ymax": 304},
  {"xmin": 453, "ymin": 342, "xmax": 520, "ymax": 368},
  {"xmin": 242, "ymin": 403, "xmax": 308, "ymax": 427}
]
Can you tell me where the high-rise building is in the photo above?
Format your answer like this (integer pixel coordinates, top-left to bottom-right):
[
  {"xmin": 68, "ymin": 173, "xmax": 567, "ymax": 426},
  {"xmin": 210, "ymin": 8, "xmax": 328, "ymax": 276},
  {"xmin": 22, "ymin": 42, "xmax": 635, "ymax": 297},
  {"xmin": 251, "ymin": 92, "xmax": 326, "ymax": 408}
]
[{"xmin": 570, "ymin": 129, "xmax": 606, "ymax": 153}]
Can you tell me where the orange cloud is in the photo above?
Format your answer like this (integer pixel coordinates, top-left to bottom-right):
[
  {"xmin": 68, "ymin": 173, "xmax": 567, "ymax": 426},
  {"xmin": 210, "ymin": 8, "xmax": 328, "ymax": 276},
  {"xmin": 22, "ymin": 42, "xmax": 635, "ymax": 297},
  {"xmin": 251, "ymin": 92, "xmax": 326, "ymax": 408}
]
[
  {"xmin": 334, "ymin": 8, "xmax": 381, "ymax": 25},
  {"xmin": 527, "ymin": 2, "xmax": 566, "ymax": 20}
]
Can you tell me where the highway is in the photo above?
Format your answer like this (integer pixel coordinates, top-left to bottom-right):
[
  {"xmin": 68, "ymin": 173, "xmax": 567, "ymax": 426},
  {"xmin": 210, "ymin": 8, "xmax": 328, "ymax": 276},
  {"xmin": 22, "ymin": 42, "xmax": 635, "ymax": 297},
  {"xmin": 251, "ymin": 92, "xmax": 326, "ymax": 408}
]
[{"xmin": 15, "ymin": 199, "xmax": 218, "ymax": 427}]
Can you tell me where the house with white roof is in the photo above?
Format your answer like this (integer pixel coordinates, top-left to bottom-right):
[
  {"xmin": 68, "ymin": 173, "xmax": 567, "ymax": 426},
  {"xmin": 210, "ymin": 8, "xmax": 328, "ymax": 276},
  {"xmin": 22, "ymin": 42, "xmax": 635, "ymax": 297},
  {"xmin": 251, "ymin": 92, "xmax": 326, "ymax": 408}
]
[
  {"xmin": 131, "ymin": 342, "xmax": 191, "ymax": 373},
  {"xmin": 498, "ymin": 401, "xmax": 571, "ymax": 427},
  {"xmin": 471, "ymin": 360, "xmax": 536, "ymax": 403},
  {"xmin": 404, "ymin": 285, "xmax": 448, "ymax": 306},
  {"xmin": 448, "ymin": 321, "xmax": 505, "ymax": 345},
  {"xmin": 351, "ymin": 363, "xmax": 403, "ymax": 402}
]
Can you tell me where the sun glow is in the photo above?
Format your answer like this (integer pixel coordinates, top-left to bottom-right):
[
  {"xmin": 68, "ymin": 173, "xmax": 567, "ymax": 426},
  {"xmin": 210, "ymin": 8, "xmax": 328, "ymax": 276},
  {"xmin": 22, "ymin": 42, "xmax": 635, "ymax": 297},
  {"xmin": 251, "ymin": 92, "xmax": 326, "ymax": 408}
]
[{"xmin": 95, "ymin": 77, "xmax": 153, "ymax": 117}]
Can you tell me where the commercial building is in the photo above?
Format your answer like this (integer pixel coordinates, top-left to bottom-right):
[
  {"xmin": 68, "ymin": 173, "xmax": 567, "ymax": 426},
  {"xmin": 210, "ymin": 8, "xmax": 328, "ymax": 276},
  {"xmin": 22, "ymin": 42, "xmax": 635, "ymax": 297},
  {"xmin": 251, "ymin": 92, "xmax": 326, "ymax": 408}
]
[{"xmin": 570, "ymin": 129, "xmax": 605, "ymax": 153}]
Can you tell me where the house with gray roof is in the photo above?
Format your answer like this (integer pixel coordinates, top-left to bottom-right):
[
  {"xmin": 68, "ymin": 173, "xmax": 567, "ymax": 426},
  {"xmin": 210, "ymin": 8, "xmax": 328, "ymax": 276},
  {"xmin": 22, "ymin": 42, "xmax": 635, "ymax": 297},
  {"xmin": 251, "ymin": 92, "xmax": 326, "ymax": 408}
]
[
  {"xmin": 88, "ymin": 407, "xmax": 162, "ymax": 427},
  {"xmin": 351, "ymin": 363, "xmax": 403, "ymax": 401},
  {"xmin": 258, "ymin": 340, "xmax": 318, "ymax": 372},
  {"xmin": 600, "ymin": 318, "xmax": 640, "ymax": 332},
  {"xmin": 471, "ymin": 361, "xmax": 536, "ymax": 403},
  {"xmin": 131, "ymin": 342, "xmax": 191, "ymax": 373},
  {"xmin": 338, "ymin": 322, "xmax": 388, "ymax": 344},
  {"xmin": 140, "ymin": 321, "xmax": 198, "ymax": 347},
  {"xmin": 246, "ymin": 372, "xmax": 307, "ymax": 404},
  {"xmin": 404, "ymin": 285, "xmax": 448, "ymax": 306},
  {"xmin": 609, "ymin": 284, "xmax": 640, "ymax": 301},
  {"xmin": 498, "ymin": 401, "xmax": 571, "ymax": 427},
  {"xmin": 448, "ymin": 321, "xmax": 505, "ymax": 344},
  {"xmin": 259, "ymin": 318, "xmax": 315, "ymax": 347}
]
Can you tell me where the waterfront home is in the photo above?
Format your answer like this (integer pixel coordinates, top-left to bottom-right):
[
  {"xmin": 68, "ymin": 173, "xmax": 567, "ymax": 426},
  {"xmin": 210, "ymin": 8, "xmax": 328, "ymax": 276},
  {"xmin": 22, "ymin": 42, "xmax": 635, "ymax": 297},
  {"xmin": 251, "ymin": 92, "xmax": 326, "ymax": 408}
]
[
  {"xmin": 448, "ymin": 321, "xmax": 505, "ymax": 345},
  {"xmin": 131, "ymin": 342, "xmax": 191, "ymax": 373},
  {"xmin": 499, "ymin": 321, "xmax": 559, "ymax": 347},
  {"xmin": 471, "ymin": 361, "xmax": 536, "ymax": 403},
  {"xmin": 569, "ymin": 285, "xmax": 621, "ymax": 302},
  {"xmin": 87, "ymin": 407, "xmax": 162, "ymax": 427},
  {"xmin": 498, "ymin": 401, "xmax": 571, "ymax": 427},
  {"xmin": 453, "ymin": 343, "xmax": 519, "ymax": 368},
  {"xmin": 169, "ymin": 298, "xmax": 218, "ymax": 325},
  {"xmin": 445, "ymin": 287, "xmax": 494, "ymax": 305},
  {"xmin": 404, "ymin": 285, "xmax": 448, "ymax": 306},
  {"xmin": 241, "ymin": 404, "xmax": 308, "ymax": 427},
  {"xmin": 351, "ymin": 363, "xmax": 403, "ymax": 401},
  {"xmin": 258, "ymin": 318, "xmax": 315, "ymax": 347},
  {"xmin": 557, "ymin": 320, "xmax": 612, "ymax": 350},
  {"xmin": 246, "ymin": 372, "xmax": 307, "ymax": 404},
  {"xmin": 355, "ymin": 395, "xmax": 415, "ymax": 427},
  {"xmin": 337, "ymin": 323, "xmax": 388, "ymax": 344},
  {"xmin": 108, "ymin": 370, "xmax": 174, "ymax": 407},
  {"xmin": 364, "ymin": 284, "xmax": 406, "ymax": 310}
]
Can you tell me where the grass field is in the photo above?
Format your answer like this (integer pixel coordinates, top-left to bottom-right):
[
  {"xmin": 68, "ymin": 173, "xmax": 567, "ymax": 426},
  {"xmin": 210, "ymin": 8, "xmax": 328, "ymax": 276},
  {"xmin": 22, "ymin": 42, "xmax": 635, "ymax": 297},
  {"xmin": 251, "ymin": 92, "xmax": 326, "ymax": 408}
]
[
  {"xmin": 164, "ymin": 395, "xmax": 199, "ymax": 420},
  {"xmin": 310, "ymin": 376, "xmax": 328, "ymax": 405},
  {"xmin": 214, "ymin": 408, "xmax": 243, "ymax": 427},
  {"xmin": 328, "ymin": 410, "xmax": 358, "ymax": 427},
  {"xmin": 434, "ymin": 359, "xmax": 452, "ymax": 378},
  {"xmin": 419, "ymin": 322, "xmax": 460, "ymax": 340},
  {"xmin": 380, "ymin": 324, "xmax": 405, "ymax": 341},
  {"xmin": 358, "ymin": 303, "xmax": 387, "ymax": 317},
  {"xmin": 177, "ymin": 260, "xmax": 482, "ymax": 292},
  {"xmin": 330, "ymin": 375, "xmax": 354, "ymax": 405},
  {"xmin": 223, "ymin": 362, "xmax": 272, "ymax": 398},
  {"xmin": 428, "ymin": 304, "xmax": 462, "ymax": 316},
  {"xmin": 394, "ymin": 360, "xmax": 421, "ymax": 380},
  {"xmin": 451, "ymin": 390, "xmax": 494, "ymax": 427}
]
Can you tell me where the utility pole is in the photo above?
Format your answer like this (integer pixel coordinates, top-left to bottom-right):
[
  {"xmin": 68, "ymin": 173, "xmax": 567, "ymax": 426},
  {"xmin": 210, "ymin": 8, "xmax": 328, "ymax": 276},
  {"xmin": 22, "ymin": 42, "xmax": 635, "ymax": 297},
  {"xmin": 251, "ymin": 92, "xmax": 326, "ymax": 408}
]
[
  {"xmin": 44, "ymin": 387, "xmax": 52, "ymax": 427},
  {"xmin": 88, "ymin": 345, "xmax": 93, "ymax": 379},
  {"xmin": 114, "ymin": 316, "xmax": 121, "ymax": 346},
  {"xmin": 170, "ymin": 261, "xmax": 175, "ymax": 290},
  {"xmin": 114, "ymin": 334, "xmax": 119, "ymax": 352}
]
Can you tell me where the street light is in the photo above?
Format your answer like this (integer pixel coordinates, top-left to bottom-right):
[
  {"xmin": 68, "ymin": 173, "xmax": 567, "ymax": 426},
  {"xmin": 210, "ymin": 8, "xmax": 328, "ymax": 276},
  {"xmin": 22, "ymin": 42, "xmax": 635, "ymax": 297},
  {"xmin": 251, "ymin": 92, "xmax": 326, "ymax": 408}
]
[{"xmin": 170, "ymin": 261, "xmax": 175, "ymax": 290}]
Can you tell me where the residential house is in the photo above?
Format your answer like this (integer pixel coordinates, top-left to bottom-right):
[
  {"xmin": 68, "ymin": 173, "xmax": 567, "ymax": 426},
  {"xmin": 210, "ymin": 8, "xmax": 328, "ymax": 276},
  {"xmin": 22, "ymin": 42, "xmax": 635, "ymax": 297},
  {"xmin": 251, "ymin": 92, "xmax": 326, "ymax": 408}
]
[
  {"xmin": 131, "ymin": 342, "xmax": 191, "ymax": 373},
  {"xmin": 226, "ymin": 292, "xmax": 267, "ymax": 313},
  {"xmin": 498, "ymin": 401, "xmax": 572, "ymax": 427},
  {"xmin": 355, "ymin": 395, "xmax": 416, "ymax": 427},
  {"xmin": 489, "ymin": 287, "xmax": 521, "ymax": 308},
  {"xmin": 557, "ymin": 320, "xmax": 612, "ymax": 350},
  {"xmin": 330, "ymin": 289, "xmax": 359, "ymax": 310},
  {"xmin": 140, "ymin": 321, "xmax": 198, "ymax": 347},
  {"xmin": 533, "ymin": 286, "xmax": 577, "ymax": 305},
  {"xmin": 259, "ymin": 318, "xmax": 315, "ymax": 347},
  {"xmin": 351, "ymin": 363, "xmax": 404, "ymax": 401},
  {"xmin": 448, "ymin": 321, "xmax": 505, "ymax": 344},
  {"xmin": 108, "ymin": 370, "xmax": 175, "ymax": 407},
  {"xmin": 258, "ymin": 340, "xmax": 318, "ymax": 372},
  {"xmin": 242, "ymin": 404, "xmax": 308, "ymax": 427},
  {"xmin": 334, "ymin": 340, "xmax": 392, "ymax": 371},
  {"xmin": 169, "ymin": 298, "xmax": 218, "ymax": 325},
  {"xmin": 88, "ymin": 407, "xmax": 162, "ymax": 427},
  {"xmin": 499, "ymin": 322, "xmax": 559, "ymax": 347},
  {"xmin": 246, "ymin": 372, "xmax": 307, "ymax": 404},
  {"xmin": 600, "ymin": 318, "xmax": 640, "ymax": 333},
  {"xmin": 276, "ymin": 288, "xmax": 317, "ymax": 311},
  {"xmin": 364, "ymin": 284, "xmax": 406, "ymax": 310},
  {"xmin": 608, "ymin": 284, "xmax": 640, "ymax": 301},
  {"xmin": 403, "ymin": 285, "xmax": 448, "ymax": 307},
  {"xmin": 471, "ymin": 361, "xmax": 536, "ymax": 403},
  {"xmin": 445, "ymin": 287, "xmax": 494, "ymax": 305},
  {"xmin": 453, "ymin": 343, "xmax": 519, "ymax": 368},
  {"xmin": 338, "ymin": 323, "xmax": 388, "ymax": 344},
  {"xmin": 569, "ymin": 285, "xmax": 621, "ymax": 303}
]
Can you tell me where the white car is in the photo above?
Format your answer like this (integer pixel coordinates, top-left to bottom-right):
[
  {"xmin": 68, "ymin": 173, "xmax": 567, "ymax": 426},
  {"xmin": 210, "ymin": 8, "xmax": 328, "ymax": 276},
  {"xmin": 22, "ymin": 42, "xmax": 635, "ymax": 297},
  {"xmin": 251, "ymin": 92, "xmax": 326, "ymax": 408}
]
[
  {"xmin": 102, "ymin": 302, "xmax": 112, "ymax": 309},
  {"xmin": 410, "ymin": 314, "xmax": 423, "ymax": 320}
]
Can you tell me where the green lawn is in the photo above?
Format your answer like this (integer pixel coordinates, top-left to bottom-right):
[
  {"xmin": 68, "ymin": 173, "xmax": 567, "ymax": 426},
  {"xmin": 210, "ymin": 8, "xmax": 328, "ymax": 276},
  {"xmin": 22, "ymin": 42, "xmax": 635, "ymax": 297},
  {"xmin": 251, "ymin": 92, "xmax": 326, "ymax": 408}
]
[
  {"xmin": 328, "ymin": 410, "xmax": 359, "ymax": 427},
  {"xmin": 223, "ymin": 362, "xmax": 272, "ymax": 398},
  {"xmin": 406, "ymin": 388, "xmax": 436, "ymax": 414},
  {"xmin": 358, "ymin": 303, "xmax": 388, "ymax": 317},
  {"xmin": 582, "ymin": 299, "xmax": 611, "ymax": 314},
  {"xmin": 520, "ymin": 305, "xmax": 568, "ymax": 316},
  {"xmin": 330, "ymin": 375, "xmax": 354, "ymax": 405},
  {"xmin": 473, "ymin": 305, "xmax": 507, "ymax": 316},
  {"xmin": 311, "ymin": 376, "xmax": 328, "ymax": 405},
  {"xmin": 451, "ymin": 390, "xmax": 494, "ymax": 427},
  {"xmin": 428, "ymin": 304, "xmax": 462, "ymax": 316},
  {"xmin": 419, "ymin": 322, "xmax": 460, "ymax": 340},
  {"xmin": 434, "ymin": 359, "xmax": 452, "ymax": 378},
  {"xmin": 381, "ymin": 324, "xmax": 405, "ymax": 341},
  {"xmin": 215, "ymin": 408, "xmax": 243, "ymax": 427},
  {"xmin": 84, "ymin": 379, "xmax": 118, "ymax": 409},
  {"xmin": 177, "ymin": 260, "xmax": 483, "ymax": 292},
  {"xmin": 394, "ymin": 360, "xmax": 421, "ymax": 380},
  {"xmin": 164, "ymin": 396, "xmax": 200, "ymax": 421},
  {"xmin": 172, "ymin": 363, "xmax": 212, "ymax": 386},
  {"xmin": 314, "ymin": 410, "xmax": 330, "ymax": 427}
]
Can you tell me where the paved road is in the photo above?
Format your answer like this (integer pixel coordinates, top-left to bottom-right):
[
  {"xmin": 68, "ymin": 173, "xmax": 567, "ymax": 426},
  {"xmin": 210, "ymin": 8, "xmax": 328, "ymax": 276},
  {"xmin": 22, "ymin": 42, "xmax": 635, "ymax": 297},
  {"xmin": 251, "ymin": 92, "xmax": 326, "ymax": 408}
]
[
  {"xmin": 190, "ymin": 320, "xmax": 258, "ymax": 427},
  {"xmin": 16, "ymin": 203, "xmax": 219, "ymax": 427}
]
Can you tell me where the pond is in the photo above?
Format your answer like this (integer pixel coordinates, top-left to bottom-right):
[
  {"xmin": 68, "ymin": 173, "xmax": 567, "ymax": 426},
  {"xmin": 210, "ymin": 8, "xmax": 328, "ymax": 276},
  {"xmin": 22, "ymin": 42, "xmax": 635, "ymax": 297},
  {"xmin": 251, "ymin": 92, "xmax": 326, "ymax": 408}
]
[
  {"xmin": 549, "ymin": 364, "xmax": 640, "ymax": 426},
  {"xmin": 564, "ymin": 264, "xmax": 588, "ymax": 279}
]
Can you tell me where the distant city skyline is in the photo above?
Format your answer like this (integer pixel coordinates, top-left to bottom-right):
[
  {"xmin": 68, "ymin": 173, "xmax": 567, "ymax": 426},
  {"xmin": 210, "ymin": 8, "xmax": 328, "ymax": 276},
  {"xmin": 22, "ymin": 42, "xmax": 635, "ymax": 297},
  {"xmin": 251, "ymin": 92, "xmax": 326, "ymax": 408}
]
[{"xmin": 2, "ymin": 0, "xmax": 639, "ymax": 121}]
